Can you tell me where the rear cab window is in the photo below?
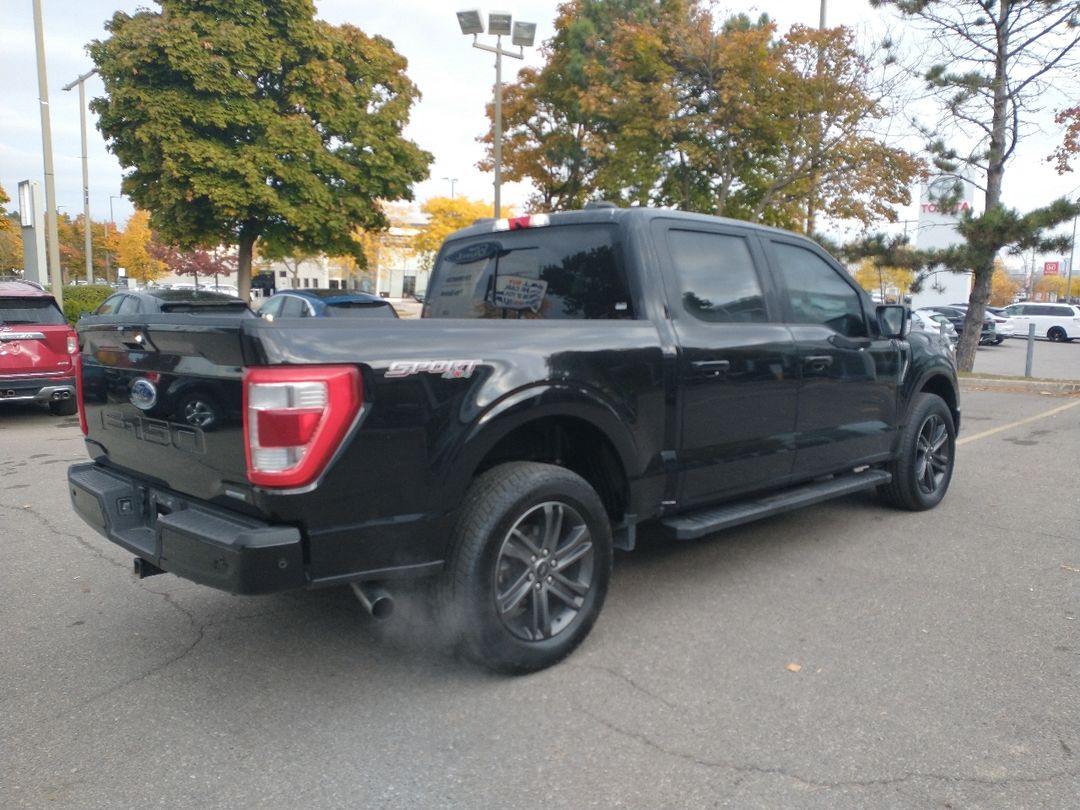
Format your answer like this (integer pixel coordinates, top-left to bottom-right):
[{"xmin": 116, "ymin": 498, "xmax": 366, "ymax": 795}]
[{"xmin": 425, "ymin": 224, "xmax": 635, "ymax": 320}]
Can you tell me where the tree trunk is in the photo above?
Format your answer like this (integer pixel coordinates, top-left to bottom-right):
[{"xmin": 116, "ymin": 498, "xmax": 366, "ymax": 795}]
[
  {"xmin": 956, "ymin": 1, "xmax": 1011, "ymax": 373},
  {"xmin": 237, "ymin": 224, "xmax": 257, "ymax": 302}
]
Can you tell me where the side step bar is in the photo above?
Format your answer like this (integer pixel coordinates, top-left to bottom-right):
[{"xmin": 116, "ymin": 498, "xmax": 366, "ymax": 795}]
[{"xmin": 661, "ymin": 469, "xmax": 892, "ymax": 540}]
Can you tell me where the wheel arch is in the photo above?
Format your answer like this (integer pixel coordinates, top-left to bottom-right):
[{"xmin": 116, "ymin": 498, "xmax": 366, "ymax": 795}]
[
  {"xmin": 451, "ymin": 386, "xmax": 637, "ymax": 523},
  {"xmin": 917, "ymin": 372, "xmax": 960, "ymax": 434}
]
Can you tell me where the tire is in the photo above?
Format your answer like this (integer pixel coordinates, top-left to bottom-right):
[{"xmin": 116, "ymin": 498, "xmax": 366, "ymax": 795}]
[
  {"xmin": 49, "ymin": 398, "xmax": 77, "ymax": 416},
  {"xmin": 1047, "ymin": 327, "xmax": 1066, "ymax": 342},
  {"xmin": 439, "ymin": 462, "xmax": 613, "ymax": 674},
  {"xmin": 176, "ymin": 391, "xmax": 220, "ymax": 429},
  {"xmin": 880, "ymin": 393, "xmax": 956, "ymax": 511},
  {"xmin": 992, "ymin": 336, "xmax": 1004, "ymax": 345}
]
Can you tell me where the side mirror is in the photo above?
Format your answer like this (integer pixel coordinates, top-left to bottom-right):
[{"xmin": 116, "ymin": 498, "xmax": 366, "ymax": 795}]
[{"xmin": 877, "ymin": 305, "xmax": 908, "ymax": 339}]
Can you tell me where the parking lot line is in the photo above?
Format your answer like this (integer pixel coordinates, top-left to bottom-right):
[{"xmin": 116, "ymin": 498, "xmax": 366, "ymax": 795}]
[{"xmin": 957, "ymin": 398, "xmax": 1080, "ymax": 446}]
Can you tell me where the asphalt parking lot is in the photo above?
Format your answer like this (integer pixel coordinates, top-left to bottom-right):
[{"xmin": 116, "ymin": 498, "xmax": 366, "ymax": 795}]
[
  {"xmin": 2, "ymin": 388, "xmax": 1078, "ymax": 809},
  {"xmin": 972, "ymin": 336, "xmax": 1078, "ymax": 381}
]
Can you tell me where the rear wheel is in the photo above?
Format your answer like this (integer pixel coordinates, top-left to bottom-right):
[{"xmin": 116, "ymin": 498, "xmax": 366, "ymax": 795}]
[
  {"xmin": 1047, "ymin": 327, "xmax": 1067, "ymax": 342},
  {"xmin": 880, "ymin": 393, "xmax": 956, "ymax": 511},
  {"xmin": 440, "ymin": 462, "xmax": 613, "ymax": 674},
  {"xmin": 48, "ymin": 398, "xmax": 77, "ymax": 416}
]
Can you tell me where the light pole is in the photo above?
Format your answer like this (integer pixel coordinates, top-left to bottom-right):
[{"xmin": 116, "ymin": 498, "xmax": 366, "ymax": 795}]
[
  {"xmin": 32, "ymin": 0, "xmax": 63, "ymax": 306},
  {"xmin": 62, "ymin": 68, "xmax": 99, "ymax": 285},
  {"xmin": 442, "ymin": 177, "xmax": 458, "ymax": 199},
  {"xmin": 456, "ymin": 10, "xmax": 536, "ymax": 218}
]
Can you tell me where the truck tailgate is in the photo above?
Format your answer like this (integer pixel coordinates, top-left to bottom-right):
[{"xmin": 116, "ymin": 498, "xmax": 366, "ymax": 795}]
[{"xmin": 78, "ymin": 315, "xmax": 254, "ymax": 507}]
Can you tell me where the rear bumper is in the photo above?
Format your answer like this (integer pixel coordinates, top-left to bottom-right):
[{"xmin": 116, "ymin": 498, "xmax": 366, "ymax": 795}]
[
  {"xmin": 0, "ymin": 376, "xmax": 76, "ymax": 404},
  {"xmin": 68, "ymin": 462, "xmax": 305, "ymax": 595}
]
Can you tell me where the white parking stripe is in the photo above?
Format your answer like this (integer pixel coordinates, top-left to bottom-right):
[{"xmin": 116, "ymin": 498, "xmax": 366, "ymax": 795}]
[{"xmin": 957, "ymin": 399, "xmax": 1080, "ymax": 446}]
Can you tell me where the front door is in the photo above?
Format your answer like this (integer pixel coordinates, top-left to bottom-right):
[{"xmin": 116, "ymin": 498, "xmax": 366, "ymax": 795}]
[{"xmin": 765, "ymin": 238, "xmax": 899, "ymax": 478}]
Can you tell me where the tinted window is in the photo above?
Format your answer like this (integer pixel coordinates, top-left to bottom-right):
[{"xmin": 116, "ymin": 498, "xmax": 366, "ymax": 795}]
[
  {"xmin": 260, "ymin": 297, "xmax": 284, "ymax": 318},
  {"xmin": 95, "ymin": 295, "xmax": 125, "ymax": 315},
  {"xmin": 0, "ymin": 297, "xmax": 67, "ymax": 325},
  {"xmin": 666, "ymin": 229, "xmax": 767, "ymax": 323},
  {"xmin": 280, "ymin": 296, "xmax": 308, "ymax": 317},
  {"xmin": 325, "ymin": 302, "xmax": 398, "ymax": 318},
  {"xmin": 427, "ymin": 224, "xmax": 634, "ymax": 320},
  {"xmin": 117, "ymin": 295, "xmax": 142, "ymax": 314},
  {"xmin": 771, "ymin": 242, "xmax": 866, "ymax": 337}
]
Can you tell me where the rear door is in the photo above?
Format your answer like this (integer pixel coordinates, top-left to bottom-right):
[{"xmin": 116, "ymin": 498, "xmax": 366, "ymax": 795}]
[
  {"xmin": 651, "ymin": 219, "xmax": 799, "ymax": 507},
  {"xmin": 763, "ymin": 237, "xmax": 900, "ymax": 478}
]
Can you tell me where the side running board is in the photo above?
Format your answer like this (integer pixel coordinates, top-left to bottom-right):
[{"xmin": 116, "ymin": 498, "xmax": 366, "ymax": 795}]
[{"xmin": 660, "ymin": 469, "xmax": 892, "ymax": 541}]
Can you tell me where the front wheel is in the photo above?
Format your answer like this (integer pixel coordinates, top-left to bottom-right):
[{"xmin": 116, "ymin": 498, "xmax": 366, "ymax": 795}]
[
  {"xmin": 880, "ymin": 393, "xmax": 956, "ymax": 511},
  {"xmin": 440, "ymin": 462, "xmax": 613, "ymax": 674}
]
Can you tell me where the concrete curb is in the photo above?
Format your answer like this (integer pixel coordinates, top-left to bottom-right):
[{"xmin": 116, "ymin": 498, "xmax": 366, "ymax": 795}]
[{"xmin": 959, "ymin": 376, "xmax": 1080, "ymax": 395}]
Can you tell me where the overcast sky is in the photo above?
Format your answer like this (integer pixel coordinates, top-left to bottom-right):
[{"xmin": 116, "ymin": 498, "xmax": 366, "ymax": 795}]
[{"xmin": 2, "ymin": 0, "xmax": 1077, "ymax": 257}]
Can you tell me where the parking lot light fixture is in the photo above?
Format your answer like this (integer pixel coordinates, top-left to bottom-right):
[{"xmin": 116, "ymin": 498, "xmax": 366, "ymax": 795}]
[{"xmin": 457, "ymin": 8, "xmax": 535, "ymax": 219}]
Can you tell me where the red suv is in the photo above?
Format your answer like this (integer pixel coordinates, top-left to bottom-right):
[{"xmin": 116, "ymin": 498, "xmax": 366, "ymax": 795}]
[{"xmin": 0, "ymin": 279, "xmax": 78, "ymax": 415}]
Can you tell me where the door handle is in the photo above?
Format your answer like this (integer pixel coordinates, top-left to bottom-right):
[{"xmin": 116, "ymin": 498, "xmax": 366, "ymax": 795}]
[
  {"xmin": 803, "ymin": 355, "xmax": 833, "ymax": 370},
  {"xmin": 691, "ymin": 359, "xmax": 730, "ymax": 378}
]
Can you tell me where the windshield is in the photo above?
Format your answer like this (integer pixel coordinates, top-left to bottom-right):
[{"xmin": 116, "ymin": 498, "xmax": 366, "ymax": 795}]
[{"xmin": 425, "ymin": 224, "xmax": 635, "ymax": 320}]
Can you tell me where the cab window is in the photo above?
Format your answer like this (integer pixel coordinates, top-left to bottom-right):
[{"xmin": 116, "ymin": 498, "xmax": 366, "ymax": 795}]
[
  {"xmin": 771, "ymin": 241, "xmax": 867, "ymax": 337},
  {"xmin": 665, "ymin": 229, "xmax": 767, "ymax": 323}
]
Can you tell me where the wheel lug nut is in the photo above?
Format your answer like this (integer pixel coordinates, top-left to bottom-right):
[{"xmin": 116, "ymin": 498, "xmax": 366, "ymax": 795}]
[
  {"xmin": 530, "ymin": 555, "xmax": 537, "ymax": 562},
  {"xmin": 534, "ymin": 583, "xmax": 542, "ymax": 590},
  {"xmin": 551, "ymin": 560, "xmax": 558, "ymax": 567},
  {"xmin": 546, "ymin": 576, "xmax": 553, "ymax": 583},
  {"xmin": 528, "ymin": 572, "xmax": 534, "ymax": 580},
  {"xmin": 542, "ymin": 549, "xmax": 549, "ymax": 557}
]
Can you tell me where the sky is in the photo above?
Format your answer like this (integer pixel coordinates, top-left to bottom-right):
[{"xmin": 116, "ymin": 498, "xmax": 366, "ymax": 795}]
[{"xmin": 1, "ymin": 0, "xmax": 1077, "ymax": 265}]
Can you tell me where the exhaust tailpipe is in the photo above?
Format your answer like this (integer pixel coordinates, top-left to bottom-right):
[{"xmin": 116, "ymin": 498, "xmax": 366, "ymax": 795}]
[{"xmin": 350, "ymin": 582, "xmax": 394, "ymax": 619}]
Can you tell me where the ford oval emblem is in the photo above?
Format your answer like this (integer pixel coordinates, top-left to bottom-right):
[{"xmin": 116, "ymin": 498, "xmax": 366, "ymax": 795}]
[{"xmin": 130, "ymin": 378, "xmax": 158, "ymax": 411}]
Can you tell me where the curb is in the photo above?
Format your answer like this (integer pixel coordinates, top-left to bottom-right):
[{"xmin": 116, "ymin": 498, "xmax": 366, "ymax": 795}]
[{"xmin": 959, "ymin": 376, "xmax": 1080, "ymax": 395}]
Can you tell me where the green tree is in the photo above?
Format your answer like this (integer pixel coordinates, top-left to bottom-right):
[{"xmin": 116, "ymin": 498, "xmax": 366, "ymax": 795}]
[
  {"xmin": 89, "ymin": 0, "xmax": 432, "ymax": 300},
  {"xmin": 871, "ymin": 0, "xmax": 1080, "ymax": 370}
]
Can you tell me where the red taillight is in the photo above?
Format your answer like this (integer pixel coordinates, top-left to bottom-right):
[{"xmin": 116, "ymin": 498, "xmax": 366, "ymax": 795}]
[
  {"xmin": 74, "ymin": 351, "xmax": 88, "ymax": 435},
  {"xmin": 243, "ymin": 366, "xmax": 362, "ymax": 488}
]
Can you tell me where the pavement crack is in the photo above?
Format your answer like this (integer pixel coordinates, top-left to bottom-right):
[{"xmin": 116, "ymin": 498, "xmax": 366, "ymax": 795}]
[
  {"xmin": 0, "ymin": 500, "xmax": 130, "ymax": 573},
  {"xmin": 578, "ymin": 663, "xmax": 684, "ymax": 711},
  {"xmin": 576, "ymin": 705, "xmax": 1080, "ymax": 791}
]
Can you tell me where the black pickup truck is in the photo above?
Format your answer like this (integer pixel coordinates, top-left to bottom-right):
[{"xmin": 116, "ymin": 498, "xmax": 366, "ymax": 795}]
[{"xmin": 68, "ymin": 206, "xmax": 959, "ymax": 672}]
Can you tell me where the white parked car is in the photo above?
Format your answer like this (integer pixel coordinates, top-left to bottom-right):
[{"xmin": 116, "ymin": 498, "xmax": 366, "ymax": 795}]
[
  {"xmin": 911, "ymin": 309, "xmax": 958, "ymax": 348},
  {"xmin": 1001, "ymin": 302, "xmax": 1080, "ymax": 342}
]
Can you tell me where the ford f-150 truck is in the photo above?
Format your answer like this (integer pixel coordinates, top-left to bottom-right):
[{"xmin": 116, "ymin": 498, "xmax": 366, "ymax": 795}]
[{"xmin": 68, "ymin": 206, "xmax": 960, "ymax": 673}]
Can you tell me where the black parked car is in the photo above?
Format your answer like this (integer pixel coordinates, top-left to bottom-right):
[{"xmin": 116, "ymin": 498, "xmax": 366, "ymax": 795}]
[{"xmin": 94, "ymin": 288, "xmax": 253, "ymax": 316}]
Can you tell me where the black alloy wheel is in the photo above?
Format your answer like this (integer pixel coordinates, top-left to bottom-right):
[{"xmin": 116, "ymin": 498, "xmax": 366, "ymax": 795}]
[
  {"xmin": 493, "ymin": 500, "xmax": 595, "ymax": 642},
  {"xmin": 880, "ymin": 393, "xmax": 956, "ymax": 511},
  {"xmin": 440, "ymin": 461, "xmax": 613, "ymax": 674}
]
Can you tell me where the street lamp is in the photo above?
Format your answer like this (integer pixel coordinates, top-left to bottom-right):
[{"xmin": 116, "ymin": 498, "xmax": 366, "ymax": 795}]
[
  {"xmin": 456, "ymin": 9, "xmax": 536, "ymax": 218},
  {"xmin": 442, "ymin": 177, "xmax": 459, "ymax": 199},
  {"xmin": 62, "ymin": 67, "xmax": 99, "ymax": 285}
]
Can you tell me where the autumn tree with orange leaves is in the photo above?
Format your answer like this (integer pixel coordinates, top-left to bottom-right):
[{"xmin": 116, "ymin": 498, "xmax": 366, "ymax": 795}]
[{"xmin": 485, "ymin": 1, "xmax": 921, "ymax": 231}]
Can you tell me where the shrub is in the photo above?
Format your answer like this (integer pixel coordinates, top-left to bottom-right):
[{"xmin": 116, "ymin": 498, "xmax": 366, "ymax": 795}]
[{"xmin": 62, "ymin": 285, "xmax": 113, "ymax": 324}]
